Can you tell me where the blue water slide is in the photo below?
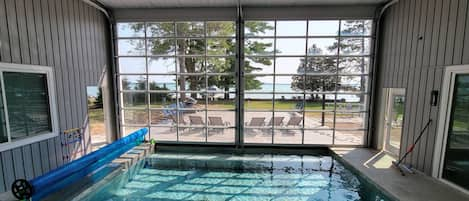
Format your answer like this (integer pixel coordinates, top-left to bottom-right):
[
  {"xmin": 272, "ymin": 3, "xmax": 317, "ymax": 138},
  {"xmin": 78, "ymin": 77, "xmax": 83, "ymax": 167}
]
[{"xmin": 11, "ymin": 127, "xmax": 148, "ymax": 200}]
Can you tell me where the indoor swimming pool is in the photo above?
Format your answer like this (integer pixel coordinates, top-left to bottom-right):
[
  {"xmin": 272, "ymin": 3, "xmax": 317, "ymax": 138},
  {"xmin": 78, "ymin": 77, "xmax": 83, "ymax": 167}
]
[{"xmin": 81, "ymin": 153, "xmax": 392, "ymax": 201}]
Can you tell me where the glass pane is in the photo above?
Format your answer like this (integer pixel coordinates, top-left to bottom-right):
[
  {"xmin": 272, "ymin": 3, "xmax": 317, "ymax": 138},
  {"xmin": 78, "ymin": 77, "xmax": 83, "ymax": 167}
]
[
  {"xmin": 276, "ymin": 21, "xmax": 306, "ymax": 36},
  {"xmin": 207, "ymin": 111, "xmax": 235, "ymax": 142},
  {"xmin": 442, "ymin": 74, "xmax": 469, "ymax": 190},
  {"xmin": 245, "ymin": 38, "xmax": 275, "ymax": 56},
  {"xmin": 341, "ymin": 20, "xmax": 370, "ymax": 36},
  {"xmin": 4, "ymin": 72, "xmax": 52, "ymax": 139},
  {"xmin": 304, "ymin": 130, "xmax": 333, "ymax": 145},
  {"xmin": 123, "ymin": 110, "xmax": 148, "ymax": 125},
  {"xmin": 150, "ymin": 110, "xmax": 175, "ymax": 126},
  {"xmin": 274, "ymin": 94, "xmax": 303, "ymax": 110},
  {"xmin": 149, "ymin": 75, "xmax": 176, "ymax": 91},
  {"xmin": 275, "ymin": 57, "xmax": 304, "ymax": 74},
  {"xmin": 179, "ymin": 75, "xmax": 206, "ymax": 91},
  {"xmin": 207, "ymin": 57, "xmax": 235, "ymax": 73},
  {"xmin": 118, "ymin": 57, "xmax": 146, "ymax": 74},
  {"xmin": 118, "ymin": 39, "xmax": 145, "ymax": 56},
  {"xmin": 208, "ymin": 128, "xmax": 234, "ymax": 143},
  {"xmin": 146, "ymin": 22, "xmax": 175, "ymax": 37},
  {"xmin": 336, "ymin": 94, "xmax": 366, "ymax": 112},
  {"xmin": 389, "ymin": 94, "xmax": 404, "ymax": 148},
  {"xmin": 207, "ymin": 21, "xmax": 235, "ymax": 37},
  {"xmin": 335, "ymin": 112, "xmax": 365, "ymax": 129},
  {"xmin": 339, "ymin": 57, "xmax": 369, "ymax": 74},
  {"xmin": 122, "ymin": 92, "xmax": 147, "ymax": 108},
  {"xmin": 337, "ymin": 76, "xmax": 367, "ymax": 93},
  {"xmin": 180, "ymin": 93, "xmax": 206, "ymax": 109},
  {"xmin": 304, "ymin": 112, "xmax": 334, "ymax": 129},
  {"xmin": 339, "ymin": 38, "xmax": 371, "ymax": 55},
  {"xmin": 148, "ymin": 57, "xmax": 176, "ymax": 74},
  {"xmin": 207, "ymin": 93, "xmax": 235, "ymax": 110},
  {"xmin": 303, "ymin": 75, "xmax": 337, "ymax": 92},
  {"xmin": 245, "ymin": 75, "xmax": 273, "ymax": 93},
  {"xmin": 151, "ymin": 127, "xmax": 177, "ymax": 141},
  {"xmin": 176, "ymin": 22, "xmax": 204, "ymax": 37},
  {"xmin": 207, "ymin": 75, "xmax": 235, "ymax": 93},
  {"xmin": 244, "ymin": 111, "xmax": 272, "ymax": 144},
  {"xmin": 120, "ymin": 75, "xmax": 147, "ymax": 90},
  {"xmin": 335, "ymin": 130, "xmax": 365, "ymax": 145},
  {"xmin": 302, "ymin": 57, "xmax": 337, "ymax": 74},
  {"xmin": 276, "ymin": 39, "xmax": 306, "ymax": 55},
  {"xmin": 307, "ymin": 38, "xmax": 338, "ymax": 55},
  {"xmin": 117, "ymin": 22, "xmax": 145, "ymax": 37},
  {"xmin": 179, "ymin": 113, "xmax": 206, "ymax": 142},
  {"xmin": 274, "ymin": 129, "xmax": 302, "ymax": 144},
  {"xmin": 207, "ymin": 38, "xmax": 235, "ymax": 55},
  {"xmin": 177, "ymin": 57, "xmax": 205, "ymax": 73},
  {"xmin": 150, "ymin": 93, "xmax": 176, "ymax": 108},
  {"xmin": 177, "ymin": 39, "xmax": 205, "ymax": 55},
  {"xmin": 245, "ymin": 94, "xmax": 273, "ymax": 111},
  {"xmin": 147, "ymin": 39, "xmax": 175, "ymax": 56},
  {"xmin": 275, "ymin": 76, "xmax": 303, "ymax": 93},
  {"xmin": 245, "ymin": 57, "xmax": 273, "ymax": 74},
  {"xmin": 305, "ymin": 94, "xmax": 336, "ymax": 111},
  {"xmin": 245, "ymin": 21, "xmax": 275, "ymax": 37},
  {"xmin": 308, "ymin": 20, "xmax": 339, "ymax": 36},
  {"xmin": 364, "ymin": 20, "xmax": 373, "ymax": 36}
]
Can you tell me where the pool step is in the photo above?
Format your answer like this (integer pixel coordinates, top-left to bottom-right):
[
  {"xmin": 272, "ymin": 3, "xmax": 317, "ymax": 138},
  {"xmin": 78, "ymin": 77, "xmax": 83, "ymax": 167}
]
[{"xmin": 112, "ymin": 143, "xmax": 153, "ymax": 169}]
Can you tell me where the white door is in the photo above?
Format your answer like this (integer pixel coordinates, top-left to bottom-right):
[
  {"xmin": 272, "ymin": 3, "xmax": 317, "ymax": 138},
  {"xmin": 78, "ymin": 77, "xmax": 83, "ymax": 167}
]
[
  {"xmin": 384, "ymin": 88, "xmax": 405, "ymax": 156},
  {"xmin": 433, "ymin": 65, "xmax": 469, "ymax": 193}
]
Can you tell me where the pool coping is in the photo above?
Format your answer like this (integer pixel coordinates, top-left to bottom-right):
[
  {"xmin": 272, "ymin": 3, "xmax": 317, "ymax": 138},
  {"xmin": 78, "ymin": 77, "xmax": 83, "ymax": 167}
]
[
  {"xmin": 330, "ymin": 148, "xmax": 399, "ymax": 201},
  {"xmin": 331, "ymin": 147, "xmax": 469, "ymax": 201}
]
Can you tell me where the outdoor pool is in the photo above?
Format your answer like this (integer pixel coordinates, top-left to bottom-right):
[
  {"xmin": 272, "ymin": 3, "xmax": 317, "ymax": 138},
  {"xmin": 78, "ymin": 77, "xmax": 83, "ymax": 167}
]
[{"xmin": 80, "ymin": 153, "xmax": 392, "ymax": 201}]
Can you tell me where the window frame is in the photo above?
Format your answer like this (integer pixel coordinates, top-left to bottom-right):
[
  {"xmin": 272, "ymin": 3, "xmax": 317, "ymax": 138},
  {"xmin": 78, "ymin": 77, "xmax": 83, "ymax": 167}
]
[{"xmin": 0, "ymin": 62, "xmax": 59, "ymax": 152}]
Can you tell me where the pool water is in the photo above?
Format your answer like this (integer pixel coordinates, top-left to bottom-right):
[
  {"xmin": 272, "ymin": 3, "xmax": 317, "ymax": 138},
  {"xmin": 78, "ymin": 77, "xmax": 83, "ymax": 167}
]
[{"xmin": 83, "ymin": 153, "xmax": 391, "ymax": 201}]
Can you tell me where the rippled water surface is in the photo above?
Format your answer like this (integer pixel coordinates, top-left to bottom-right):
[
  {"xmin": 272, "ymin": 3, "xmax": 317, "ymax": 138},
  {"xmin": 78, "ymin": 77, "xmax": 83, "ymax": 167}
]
[{"xmin": 85, "ymin": 153, "xmax": 390, "ymax": 201}]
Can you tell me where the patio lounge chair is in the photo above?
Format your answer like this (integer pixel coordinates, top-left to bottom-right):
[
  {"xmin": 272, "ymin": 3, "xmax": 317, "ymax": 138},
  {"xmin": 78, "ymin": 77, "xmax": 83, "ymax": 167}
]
[
  {"xmin": 208, "ymin": 116, "xmax": 230, "ymax": 126},
  {"xmin": 189, "ymin": 116, "xmax": 205, "ymax": 126},
  {"xmin": 286, "ymin": 116, "xmax": 303, "ymax": 127},
  {"xmin": 169, "ymin": 114, "xmax": 187, "ymax": 132},
  {"xmin": 208, "ymin": 116, "xmax": 230, "ymax": 134},
  {"xmin": 245, "ymin": 117, "xmax": 266, "ymax": 127},
  {"xmin": 267, "ymin": 117, "xmax": 285, "ymax": 127}
]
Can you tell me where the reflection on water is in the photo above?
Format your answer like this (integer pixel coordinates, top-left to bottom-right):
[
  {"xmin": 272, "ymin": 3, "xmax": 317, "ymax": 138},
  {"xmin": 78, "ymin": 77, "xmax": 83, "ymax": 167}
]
[{"xmin": 86, "ymin": 153, "xmax": 390, "ymax": 201}]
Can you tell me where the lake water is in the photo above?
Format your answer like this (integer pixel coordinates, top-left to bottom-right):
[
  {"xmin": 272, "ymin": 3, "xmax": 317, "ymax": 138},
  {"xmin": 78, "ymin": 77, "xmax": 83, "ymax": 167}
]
[{"xmin": 142, "ymin": 83, "xmax": 360, "ymax": 101}]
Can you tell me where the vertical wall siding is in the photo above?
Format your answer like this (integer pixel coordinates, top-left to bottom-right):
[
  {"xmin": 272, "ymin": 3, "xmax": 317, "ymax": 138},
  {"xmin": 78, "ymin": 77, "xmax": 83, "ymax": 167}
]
[
  {"xmin": 0, "ymin": 0, "xmax": 110, "ymax": 192},
  {"xmin": 377, "ymin": 0, "xmax": 469, "ymax": 175}
]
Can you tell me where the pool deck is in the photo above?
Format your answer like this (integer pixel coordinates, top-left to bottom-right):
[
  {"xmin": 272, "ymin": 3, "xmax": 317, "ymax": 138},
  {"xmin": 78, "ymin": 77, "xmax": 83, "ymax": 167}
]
[{"xmin": 331, "ymin": 147, "xmax": 469, "ymax": 201}]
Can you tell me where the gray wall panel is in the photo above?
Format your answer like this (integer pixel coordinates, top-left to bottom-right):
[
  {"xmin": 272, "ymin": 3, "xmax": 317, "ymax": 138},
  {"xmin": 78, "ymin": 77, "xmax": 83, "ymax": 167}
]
[
  {"xmin": 21, "ymin": 145, "xmax": 34, "ymax": 180},
  {"xmin": 0, "ymin": 0, "xmax": 111, "ymax": 192},
  {"xmin": 375, "ymin": 0, "xmax": 469, "ymax": 175}
]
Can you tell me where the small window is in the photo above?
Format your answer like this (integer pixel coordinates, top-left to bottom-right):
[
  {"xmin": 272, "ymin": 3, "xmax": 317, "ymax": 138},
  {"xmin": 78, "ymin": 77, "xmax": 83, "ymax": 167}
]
[{"xmin": 0, "ymin": 63, "xmax": 57, "ymax": 149}]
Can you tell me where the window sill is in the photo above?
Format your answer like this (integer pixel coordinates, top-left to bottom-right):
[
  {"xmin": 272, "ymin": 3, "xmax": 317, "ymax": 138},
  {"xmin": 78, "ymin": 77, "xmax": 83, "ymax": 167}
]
[{"xmin": 0, "ymin": 132, "xmax": 58, "ymax": 152}]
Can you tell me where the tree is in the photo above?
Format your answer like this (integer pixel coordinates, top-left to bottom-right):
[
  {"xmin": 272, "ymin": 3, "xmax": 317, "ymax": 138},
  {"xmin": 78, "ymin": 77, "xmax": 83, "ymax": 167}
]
[
  {"xmin": 94, "ymin": 88, "xmax": 103, "ymax": 108},
  {"xmin": 290, "ymin": 20, "xmax": 370, "ymax": 125},
  {"xmin": 129, "ymin": 21, "xmax": 274, "ymax": 100}
]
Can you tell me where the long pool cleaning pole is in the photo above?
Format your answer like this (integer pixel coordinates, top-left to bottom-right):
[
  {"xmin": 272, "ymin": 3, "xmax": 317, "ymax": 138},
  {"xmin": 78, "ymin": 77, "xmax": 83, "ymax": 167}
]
[{"xmin": 392, "ymin": 119, "xmax": 432, "ymax": 175}]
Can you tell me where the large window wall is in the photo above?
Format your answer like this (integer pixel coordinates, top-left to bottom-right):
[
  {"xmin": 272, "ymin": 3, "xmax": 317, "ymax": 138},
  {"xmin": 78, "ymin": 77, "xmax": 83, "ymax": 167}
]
[
  {"xmin": 116, "ymin": 19, "xmax": 372, "ymax": 146},
  {"xmin": 244, "ymin": 20, "xmax": 371, "ymax": 145},
  {"xmin": 117, "ymin": 21, "xmax": 237, "ymax": 143}
]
